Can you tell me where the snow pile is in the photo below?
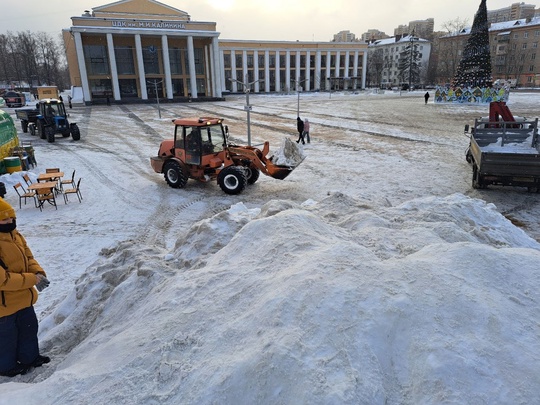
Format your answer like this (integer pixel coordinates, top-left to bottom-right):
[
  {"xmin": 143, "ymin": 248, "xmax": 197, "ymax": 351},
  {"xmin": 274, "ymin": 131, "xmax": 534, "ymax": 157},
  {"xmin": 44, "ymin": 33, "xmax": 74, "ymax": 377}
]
[
  {"xmin": 271, "ymin": 137, "xmax": 306, "ymax": 167},
  {"xmin": 2, "ymin": 193, "xmax": 540, "ymax": 404}
]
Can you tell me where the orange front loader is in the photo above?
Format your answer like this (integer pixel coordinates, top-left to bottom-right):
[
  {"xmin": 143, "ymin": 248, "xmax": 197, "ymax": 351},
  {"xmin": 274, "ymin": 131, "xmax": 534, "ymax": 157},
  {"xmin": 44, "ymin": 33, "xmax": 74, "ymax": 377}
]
[{"xmin": 150, "ymin": 117, "xmax": 303, "ymax": 195}]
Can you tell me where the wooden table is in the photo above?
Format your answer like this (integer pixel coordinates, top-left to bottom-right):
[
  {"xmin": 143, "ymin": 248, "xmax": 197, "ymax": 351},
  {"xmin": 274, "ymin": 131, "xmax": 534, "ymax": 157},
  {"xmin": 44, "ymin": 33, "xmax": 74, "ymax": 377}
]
[
  {"xmin": 37, "ymin": 172, "xmax": 64, "ymax": 182},
  {"xmin": 28, "ymin": 181, "xmax": 58, "ymax": 210}
]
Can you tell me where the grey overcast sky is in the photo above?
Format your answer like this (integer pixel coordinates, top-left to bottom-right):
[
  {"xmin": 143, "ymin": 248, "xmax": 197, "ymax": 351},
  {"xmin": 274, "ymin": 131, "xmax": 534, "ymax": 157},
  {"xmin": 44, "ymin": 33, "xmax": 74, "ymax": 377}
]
[{"xmin": 0, "ymin": 0, "xmax": 536, "ymax": 40}]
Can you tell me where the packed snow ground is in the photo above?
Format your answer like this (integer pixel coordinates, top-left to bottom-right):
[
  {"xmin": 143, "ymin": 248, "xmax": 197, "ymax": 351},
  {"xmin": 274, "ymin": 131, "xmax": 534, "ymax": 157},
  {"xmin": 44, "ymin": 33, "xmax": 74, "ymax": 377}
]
[{"xmin": 0, "ymin": 91, "xmax": 539, "ymax": 404}]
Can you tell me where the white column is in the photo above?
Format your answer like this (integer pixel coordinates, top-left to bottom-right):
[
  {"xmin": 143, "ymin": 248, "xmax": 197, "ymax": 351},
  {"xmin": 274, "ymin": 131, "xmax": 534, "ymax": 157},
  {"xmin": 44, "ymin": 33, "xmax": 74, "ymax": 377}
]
[
  {"xmin": 242, "ymin": 50, "xmax": 248, "ymax": 85},
  {"xmin": 161, "ymin": 35, "xmax": 173, "ymax": 99},
  {"xmin": 275, "ymin": 51, "xmax": 280, "ymax": 92},
  {"xmin": 187, "ymin": 35, "xmax": 198, "ymax": 98},
  {"xmin": 285, "ymin": 51, "xmax": 291, "ymax": 92},
  {"xmin": 295, "ymin": 51, "xmax": 301, "ymax": 86},
  {"xmin": 305, "ymin": 51, "xmax": 311, "ymax": 91},
  {"xmin": 254, "ymin": 50, "xmax": 259, "ymax": 92},
  {"xmin": 220, "ymin": 50, "xmax": 226, "ymax": 93},
  {"xmin": 344, "ymin": 51, "xmax": 350, "ymax": 89},
  {"xmin": 212, "ymin": 37, "xmax": 222, "ymax": 97},
  {"xmin": 315, "ymin": 50, "xmax": 321, "ymax": 90},
  {"xmin": 230, "ymin": 50, "xmax": 237, "ymax": 92},
  {"xmin": 134, "ymin": 34, "xmax": 148, "ymax": 100},
  {"xmin": 326, "ymin": 51, "xmax": 331, "ymax": 90},
  {"xmin": 362, "ymin": 50, "xmax": 368, "ymax": 89},
  {"xmin": 335, "ymin": 51, "xmax": 341, "ymax": 79},
  {"xmin": 106, "ymin": 34, "xmax": 120, "ymax": 101},
  {"xmin": 353, "ymin": 50, "xmax": 359, "ymax": 90},
  {"xmin": 73, "ymin": 31, "xmax": 91, "ymax": 103},
  {"xmin": 264, "ymin": 50, "xmax": 270, "ymax": 93}
]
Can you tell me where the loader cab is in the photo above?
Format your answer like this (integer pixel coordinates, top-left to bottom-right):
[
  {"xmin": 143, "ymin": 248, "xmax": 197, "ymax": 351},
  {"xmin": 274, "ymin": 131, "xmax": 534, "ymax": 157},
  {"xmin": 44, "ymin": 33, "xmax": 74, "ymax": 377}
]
[{"xmin": 174, "ymin": 119, "xmax": 227, "ymax": 165}]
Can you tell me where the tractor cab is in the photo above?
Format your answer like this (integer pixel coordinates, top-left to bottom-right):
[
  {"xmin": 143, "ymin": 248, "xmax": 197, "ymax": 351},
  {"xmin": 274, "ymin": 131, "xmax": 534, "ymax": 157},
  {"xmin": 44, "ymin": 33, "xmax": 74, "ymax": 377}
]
[{"xmin": 172, "ymin": 117, "xmax": 227, "ymax": 166}]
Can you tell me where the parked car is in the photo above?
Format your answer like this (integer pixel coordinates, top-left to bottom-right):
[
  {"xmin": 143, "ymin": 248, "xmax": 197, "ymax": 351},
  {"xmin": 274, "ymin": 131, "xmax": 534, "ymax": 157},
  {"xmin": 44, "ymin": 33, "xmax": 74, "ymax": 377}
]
[{"xmin": 3, "ymin": 91, "xmax": 25, "ymax": 108}]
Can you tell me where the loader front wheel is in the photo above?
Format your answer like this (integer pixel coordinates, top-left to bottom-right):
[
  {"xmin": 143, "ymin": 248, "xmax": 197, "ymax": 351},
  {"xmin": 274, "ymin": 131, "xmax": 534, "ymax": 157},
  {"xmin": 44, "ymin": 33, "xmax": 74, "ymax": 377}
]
[
  {"xmin": 164, "ymin": 160, "xmax": 187, "ymax": 189},
  {"xmin": 246, "ymin": 165, "xmax": 260, "ymax": 185},
  {"xmin": 218, "ymin": 166, "xmax": 247, "ymax": 195}
]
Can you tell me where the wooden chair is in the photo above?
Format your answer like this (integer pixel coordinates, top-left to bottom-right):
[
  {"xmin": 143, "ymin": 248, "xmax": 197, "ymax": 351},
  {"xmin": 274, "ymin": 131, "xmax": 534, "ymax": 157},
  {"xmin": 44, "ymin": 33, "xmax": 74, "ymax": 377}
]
[
  {"xmin": 46, "ymin": 168, "xmax": 60, "ymax": 173},
  {"xmin": 22, "ymin": 173, "xmax": 33, "ymax": 187},
  {"xmin": 60, "ymin": 170, "xmax": 76, "ymax": 191},
  {"xmin": 63, "ymin": 178, "xmax": 83, "ymax": 203},
  {"xmin": 13, "ymin": 182, "xmax": 36, "ymax": 208},
  {"xmin": 36, "ymin": 187, "xmax": 57, "ymax": 211}
]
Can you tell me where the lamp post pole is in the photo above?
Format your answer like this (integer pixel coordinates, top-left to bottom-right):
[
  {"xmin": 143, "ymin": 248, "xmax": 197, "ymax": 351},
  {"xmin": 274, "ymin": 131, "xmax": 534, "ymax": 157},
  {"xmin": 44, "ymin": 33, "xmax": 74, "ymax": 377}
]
[
  {"xmin": 147, "ymin": 79, "xmax": 163, "ymax": 118},
  {"xmin": 229, "ymin": 75, "xmax": 262, "ymax": 146},
  {"xmin": 291, "ymin": 78, "xmax": 307, "ymax": 117},
  {"xmin": 408, "ymin": 32, "xmax": 415, "ymax": 91}
]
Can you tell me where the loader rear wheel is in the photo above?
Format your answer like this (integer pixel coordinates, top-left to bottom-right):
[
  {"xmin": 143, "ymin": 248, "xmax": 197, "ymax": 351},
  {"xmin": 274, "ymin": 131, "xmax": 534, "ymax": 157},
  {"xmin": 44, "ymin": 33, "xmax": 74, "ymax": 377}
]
[
  {"xmin": 218, "ymin": 166, "xmax": 247, "ymax": 195},
  {"xmin": 164, "ymin": 160, "xmax": 187, "ymax": 189},
  {"xmin": 246, "ymin": 165, "xmax": 260, "ymax": 185}
]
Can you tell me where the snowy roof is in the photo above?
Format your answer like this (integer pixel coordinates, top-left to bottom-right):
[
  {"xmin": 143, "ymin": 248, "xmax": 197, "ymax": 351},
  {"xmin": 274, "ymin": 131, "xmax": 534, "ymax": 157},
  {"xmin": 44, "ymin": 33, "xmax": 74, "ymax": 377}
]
[
  {"xmin": 369, "ymin": 35, "xmax": 429, "ymax": 47},
  {"xmin": 443, "ymin": 17, "xmax": 540, "ymax": 38}
]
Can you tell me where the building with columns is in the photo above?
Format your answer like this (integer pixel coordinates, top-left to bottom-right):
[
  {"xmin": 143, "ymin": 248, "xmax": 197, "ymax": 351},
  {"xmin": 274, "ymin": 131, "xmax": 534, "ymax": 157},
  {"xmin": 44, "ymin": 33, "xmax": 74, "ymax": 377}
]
[{"xmin": 63, "ymin": 0, "xmax": 367, "ymax": 104}]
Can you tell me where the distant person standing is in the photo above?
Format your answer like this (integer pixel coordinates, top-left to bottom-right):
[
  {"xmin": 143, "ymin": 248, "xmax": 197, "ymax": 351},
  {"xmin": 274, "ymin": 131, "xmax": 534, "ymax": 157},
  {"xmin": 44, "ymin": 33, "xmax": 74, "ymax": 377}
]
[
  {"xmin": 58, "ymin": 95, "xmax": 63, "ymax": 102},
  {"xmin": 303, "ymin": 118, "xmax": 310, "ymax": 144},
  {"xmin": 424, "ymin": 91, "xmax": 430, "ymax": 104},
  {"xmin": 296, "ymin": 117, "xmax": 305, "ymax": 144},
  {"xmin": 68, "ymin": 95, "xmax": 72, "ymax": 109}
]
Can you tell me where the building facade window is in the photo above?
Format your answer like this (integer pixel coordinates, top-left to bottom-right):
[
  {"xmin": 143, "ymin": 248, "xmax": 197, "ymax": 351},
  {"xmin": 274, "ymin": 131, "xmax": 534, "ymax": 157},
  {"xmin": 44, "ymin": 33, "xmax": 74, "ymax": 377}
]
[{"xmin": 84, "ymin": 45, "xmax": 110, "ymax": 75}]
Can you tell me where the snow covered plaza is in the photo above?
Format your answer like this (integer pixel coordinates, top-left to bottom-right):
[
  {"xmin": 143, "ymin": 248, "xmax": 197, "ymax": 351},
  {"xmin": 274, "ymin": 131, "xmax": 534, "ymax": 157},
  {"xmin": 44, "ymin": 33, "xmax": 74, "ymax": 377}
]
[{"xmin": 1, "ymin": 90, "xmax": 540, "ymax": 403}]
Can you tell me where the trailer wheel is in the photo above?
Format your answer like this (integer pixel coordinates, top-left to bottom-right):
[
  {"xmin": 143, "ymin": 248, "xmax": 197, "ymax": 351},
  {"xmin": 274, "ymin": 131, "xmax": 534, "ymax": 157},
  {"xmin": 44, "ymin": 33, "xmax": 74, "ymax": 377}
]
[
  {"xmin": 21, "ymin": 121, "xmax": 28, "ymax": 133},
  {"xmin": 70, "ymin": 124, "xmax": 81, "ymax": 141},
  {"xmin": 46, "ymin": 126, "xmax": 55, "ymax": 143},
  {"xmin": 246, "ymin": 165, "xmax": 260, "ymax": 185},
  {"xmin": 465, "ymin": 147, "xmax": 472, "ymax": 164},
  {"xmin": 218, "ymin": 166, "xmax": 247, "ymax": 195},
  {"xmin": 164, "ymin": 160, "xmax": 187, "ymax": 189},
  {"xmin": 472, "ymin": 165, "xmax": 486, "ymax": 189}
]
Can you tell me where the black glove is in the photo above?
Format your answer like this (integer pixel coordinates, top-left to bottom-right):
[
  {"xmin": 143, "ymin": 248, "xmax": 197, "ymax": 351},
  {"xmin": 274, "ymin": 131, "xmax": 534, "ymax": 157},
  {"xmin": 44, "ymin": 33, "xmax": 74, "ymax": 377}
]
[{"xmin": 35, "ymin": 275, "xmax": 50, "ymax": 292}]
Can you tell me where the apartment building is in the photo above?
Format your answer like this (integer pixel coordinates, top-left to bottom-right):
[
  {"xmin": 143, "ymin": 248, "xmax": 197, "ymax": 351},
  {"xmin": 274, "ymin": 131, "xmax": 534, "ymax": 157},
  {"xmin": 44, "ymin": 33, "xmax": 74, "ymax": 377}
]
[
  {"xmin": 436, "ymin": 17, "xmax": 540, "ymax": 87},
  {"xmin": 488, "ymin": 2, "xmax": 537, "ymax": 24}
]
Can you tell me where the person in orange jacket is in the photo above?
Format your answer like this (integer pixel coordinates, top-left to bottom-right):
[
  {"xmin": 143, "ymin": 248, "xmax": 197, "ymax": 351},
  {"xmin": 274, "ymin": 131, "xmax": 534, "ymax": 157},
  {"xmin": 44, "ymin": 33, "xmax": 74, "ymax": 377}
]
[{"xmin": 0, "ymin": 198, "xmax": 50, "ymax": 377}]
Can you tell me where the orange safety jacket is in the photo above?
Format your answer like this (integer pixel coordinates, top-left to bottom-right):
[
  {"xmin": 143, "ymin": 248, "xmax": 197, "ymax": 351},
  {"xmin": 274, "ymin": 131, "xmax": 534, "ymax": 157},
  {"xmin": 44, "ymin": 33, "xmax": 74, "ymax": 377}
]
[{"xmin": 0, "ymin": 230, "xmax": 45, "ymax": 318}]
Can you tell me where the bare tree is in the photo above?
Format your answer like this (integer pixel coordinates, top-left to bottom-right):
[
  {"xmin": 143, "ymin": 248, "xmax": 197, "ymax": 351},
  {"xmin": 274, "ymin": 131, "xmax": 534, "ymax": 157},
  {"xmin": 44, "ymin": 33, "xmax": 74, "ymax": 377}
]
[
  {"xmin": 367, "ymin": 48, "xmax": 383, "ymax": 87},
  {"xmin": 441, "ymin": 17, "xmax": 470, "ymax": 34}
]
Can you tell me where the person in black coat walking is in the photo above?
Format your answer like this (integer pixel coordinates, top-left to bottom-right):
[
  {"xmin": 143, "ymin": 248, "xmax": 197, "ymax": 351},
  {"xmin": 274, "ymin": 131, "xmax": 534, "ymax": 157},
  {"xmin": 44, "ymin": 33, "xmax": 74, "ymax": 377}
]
[
  {"xmin": 424, "ymin": 91, "xmax": 430, "ymax": 104},
  {"xmin": 296, "ymin": 117, "xmax": 305, "ymax": 144}
]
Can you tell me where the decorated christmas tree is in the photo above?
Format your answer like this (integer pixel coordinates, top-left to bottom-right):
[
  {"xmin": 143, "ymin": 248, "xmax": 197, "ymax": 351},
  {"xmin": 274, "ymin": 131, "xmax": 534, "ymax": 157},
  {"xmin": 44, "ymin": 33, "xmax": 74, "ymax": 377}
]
[{"xmin": 452, "ymin": 0, "xmax": 492, "ymax": 87}]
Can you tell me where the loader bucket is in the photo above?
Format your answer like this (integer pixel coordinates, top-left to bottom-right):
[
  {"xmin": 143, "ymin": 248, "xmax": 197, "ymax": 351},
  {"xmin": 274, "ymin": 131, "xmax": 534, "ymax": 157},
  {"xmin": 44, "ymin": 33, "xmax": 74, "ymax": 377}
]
[{"xmin": 266, "ymin": 163, "xmax": 296, "ymax": 180}]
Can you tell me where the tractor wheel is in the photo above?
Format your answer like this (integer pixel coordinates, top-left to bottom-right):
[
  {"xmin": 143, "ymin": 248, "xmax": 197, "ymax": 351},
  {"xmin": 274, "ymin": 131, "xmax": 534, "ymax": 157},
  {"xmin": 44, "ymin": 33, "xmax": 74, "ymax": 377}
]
[
  {"xmin": 71, "ymin": 124, "xmax": 81, "ymax": 141},
  {"xmin": 21, "ymin": 121, "xmax": 28, "ymax": 133},
  {"xmin": 62, "ymin": 129, "xmax": 71, "ymax": 138},
  {"xmin": 29, "ymin": 124, "xmax": 36, "ymax": 136},
  {"xmin": 37, "ymin": 120, "xmax": 46, "ymax": 139},
  {"xmin": 246, "ymin": 165, "xmax": 260, "ymax": 185},
  {"xmin": 46, "ymin": 126, "xmax": 56, "ymax": 143},
  {"xmin": 164, "ymin": 160, "xmax": 187, "ymax": 189},
  {"xmin": 218, "ymin": 166, "xmax": 247, "ymax": 195}
]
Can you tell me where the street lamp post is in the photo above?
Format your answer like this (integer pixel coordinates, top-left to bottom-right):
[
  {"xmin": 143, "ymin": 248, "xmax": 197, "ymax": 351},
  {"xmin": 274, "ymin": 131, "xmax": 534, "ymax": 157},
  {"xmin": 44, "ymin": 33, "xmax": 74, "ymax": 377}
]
[
  {"xmin": 147, "ymin": 79, "xmax": 163, "ymax": 118},
  {"xmin": 408, "ymin": 32, "xmax": 415, "ymax": 91},
  {"xmin": 291, "ymin": 78, "xmax": 308, "ymax": 117},
  {"xmin": 229, "ymin": 75, "xmax": 262, "ymax": 146}
]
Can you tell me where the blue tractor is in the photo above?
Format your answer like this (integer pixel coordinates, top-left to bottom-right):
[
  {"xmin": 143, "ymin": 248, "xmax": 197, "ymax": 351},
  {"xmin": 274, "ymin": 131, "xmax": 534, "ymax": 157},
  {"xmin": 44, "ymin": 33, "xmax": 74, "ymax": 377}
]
[{"xmin": 29, "ymin": 99, "xmax": 80, "ymax": 143}]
